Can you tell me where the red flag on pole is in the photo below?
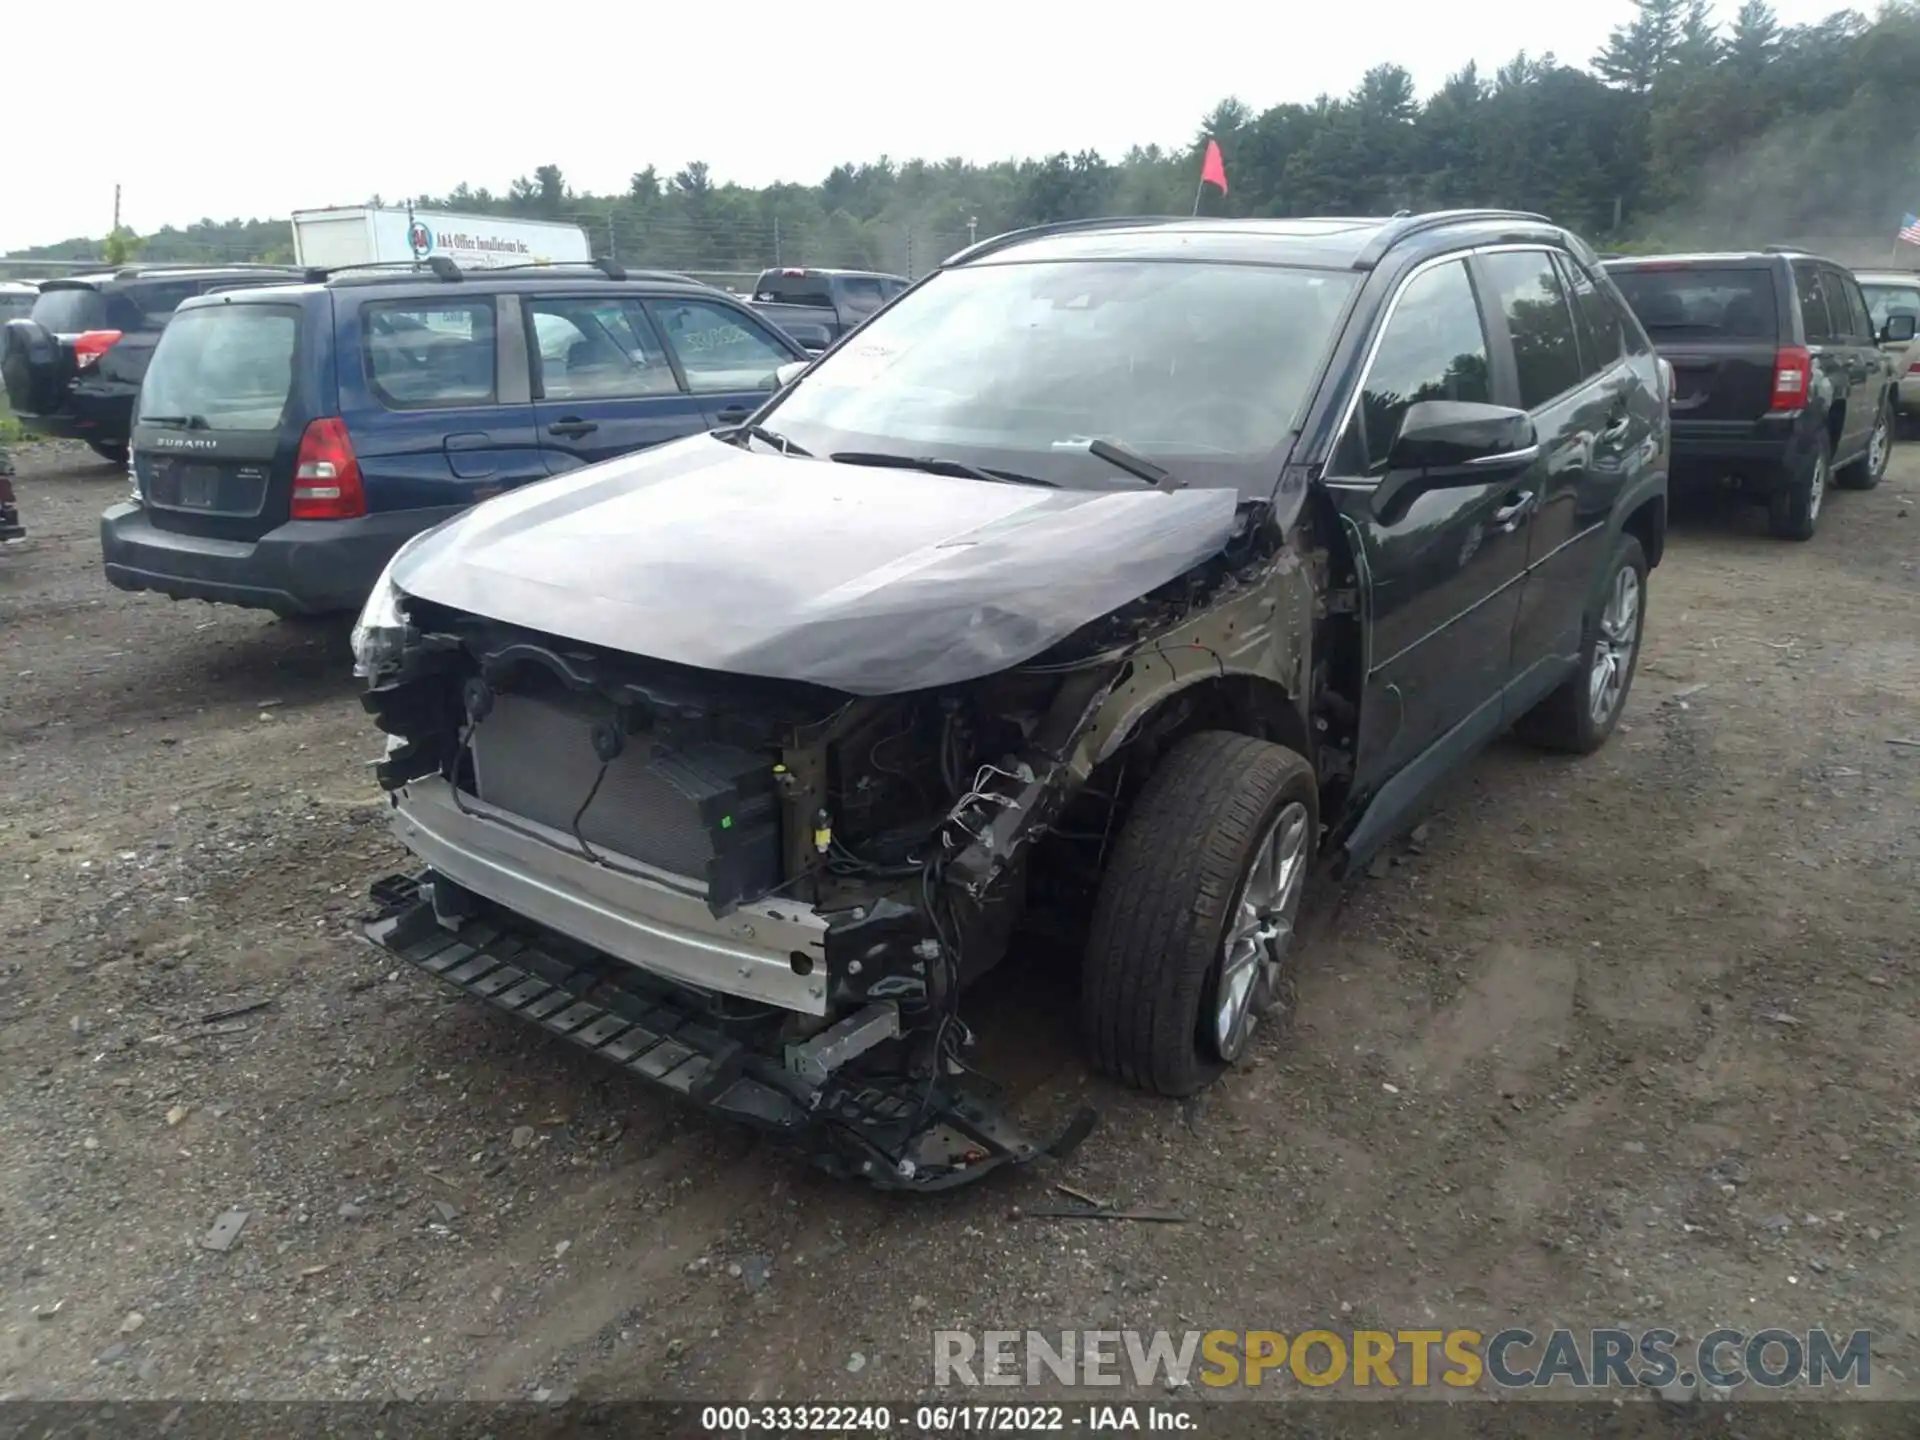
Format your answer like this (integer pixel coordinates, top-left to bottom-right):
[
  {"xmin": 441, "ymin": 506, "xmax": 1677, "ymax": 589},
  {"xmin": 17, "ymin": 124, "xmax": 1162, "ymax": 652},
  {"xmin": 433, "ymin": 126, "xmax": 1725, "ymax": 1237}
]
[{"xmin": 1200, "ymin": 139, "xmax": 1229, "ymax": 195}]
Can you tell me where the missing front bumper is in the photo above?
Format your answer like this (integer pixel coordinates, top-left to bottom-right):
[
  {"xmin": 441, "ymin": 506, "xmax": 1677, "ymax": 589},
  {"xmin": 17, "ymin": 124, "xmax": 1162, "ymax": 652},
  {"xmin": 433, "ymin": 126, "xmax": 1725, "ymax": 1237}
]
[{"xmin": 363, "ymin": 875, "xmax": 1093, "ymax": 1191}]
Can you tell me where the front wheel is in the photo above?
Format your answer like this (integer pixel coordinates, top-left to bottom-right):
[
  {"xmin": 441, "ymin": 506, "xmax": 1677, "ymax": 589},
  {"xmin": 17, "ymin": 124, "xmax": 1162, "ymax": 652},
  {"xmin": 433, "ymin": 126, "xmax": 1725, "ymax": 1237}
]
[
  {"xmin": 1836, "ymin": 399, "xmax": 1891, "ymax": 491},
  {"xmin": 1515, "ymin": 532, "xmax": 1648, "ymax": 755},
  {"xmin": 1081, "ymin": 731, "xmax": 1318, "ymax": 1097}
]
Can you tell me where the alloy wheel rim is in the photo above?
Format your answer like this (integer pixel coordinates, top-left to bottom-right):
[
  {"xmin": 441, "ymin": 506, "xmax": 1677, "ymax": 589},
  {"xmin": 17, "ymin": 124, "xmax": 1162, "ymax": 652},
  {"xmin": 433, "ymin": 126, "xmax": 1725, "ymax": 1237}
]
[
  {"xmin": 1809, "ymin": 452, "xmax": 1827, "ymax": 519},
  {"xmin": 1588, "ymin": 564, "xmax": 1640, "ymax": 727},
  {"xmin": 1214, "ymin": 800, "xmax": 1311, "ymax": 1061},
  {"xmin": 1870, "ymin": 414, "xmax": 1890, "ymax": 477}
]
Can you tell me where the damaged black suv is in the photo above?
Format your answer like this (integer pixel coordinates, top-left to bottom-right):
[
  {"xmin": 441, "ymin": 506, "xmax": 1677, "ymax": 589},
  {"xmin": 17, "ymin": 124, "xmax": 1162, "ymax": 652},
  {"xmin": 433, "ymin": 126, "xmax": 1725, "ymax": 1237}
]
[{"xmin": 356, "ymin": 211, "xmax": 1669, "ymax": 1190}]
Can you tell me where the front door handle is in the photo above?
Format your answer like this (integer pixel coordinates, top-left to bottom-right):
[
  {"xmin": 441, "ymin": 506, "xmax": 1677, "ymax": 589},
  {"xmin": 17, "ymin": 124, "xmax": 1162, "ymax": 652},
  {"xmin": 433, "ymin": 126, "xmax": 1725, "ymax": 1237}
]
[
  {"xmin": 547, "ymin": 418, "xmax": 598, "ymax": 439},
  {"xmin": 714, "ymin": 406, "xmax": 751, "ymax": 423},
  {"xmin": 1493, "ymin": 490, "xmax": 1535, "ymax": 531}
]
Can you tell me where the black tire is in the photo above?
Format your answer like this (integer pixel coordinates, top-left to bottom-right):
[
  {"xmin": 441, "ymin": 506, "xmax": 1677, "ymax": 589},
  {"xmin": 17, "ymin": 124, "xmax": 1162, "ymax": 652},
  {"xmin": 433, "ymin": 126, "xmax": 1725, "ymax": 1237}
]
[
  {"xmin": 1767, "ymin": 433, "xmax": 1828, "ymax": 541},
  {"xmin": 1836, "ymin": 398, "xmax": 1891, "ymax": 491},
  {"xmin": 1515, "ymin": 532, "xmax": 1648, "ymax": 755},
  {"xmin": 87, "ymin": 440, "xmax": 129, "ymax": 466},
  {"xmin": 1081, "ymin": 730, "xmax": 1318, "ymax": 1097}
]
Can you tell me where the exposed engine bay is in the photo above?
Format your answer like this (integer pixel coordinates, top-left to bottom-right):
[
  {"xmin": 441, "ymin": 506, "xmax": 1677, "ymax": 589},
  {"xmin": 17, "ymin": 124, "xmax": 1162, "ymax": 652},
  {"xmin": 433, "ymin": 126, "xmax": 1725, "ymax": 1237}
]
[{"xmin": 361, "ymin": 499, "xmax": 1337, "ymax": 1190}]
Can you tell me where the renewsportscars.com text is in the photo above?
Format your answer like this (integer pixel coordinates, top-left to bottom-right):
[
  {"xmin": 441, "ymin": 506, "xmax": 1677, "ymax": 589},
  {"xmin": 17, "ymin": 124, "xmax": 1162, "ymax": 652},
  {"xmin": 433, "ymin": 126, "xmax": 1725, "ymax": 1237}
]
[{"xmin": 932, "ymin": 1327, "xmax": 1872, "ymax": 1390}]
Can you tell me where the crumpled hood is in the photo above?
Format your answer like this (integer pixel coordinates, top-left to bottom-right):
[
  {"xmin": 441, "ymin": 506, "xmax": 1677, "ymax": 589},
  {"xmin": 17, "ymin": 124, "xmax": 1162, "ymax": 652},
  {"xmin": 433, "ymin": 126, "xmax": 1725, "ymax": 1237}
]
[{"xmin": 389, "ymin": 434, "xmax": 1240, "ymax": 696}]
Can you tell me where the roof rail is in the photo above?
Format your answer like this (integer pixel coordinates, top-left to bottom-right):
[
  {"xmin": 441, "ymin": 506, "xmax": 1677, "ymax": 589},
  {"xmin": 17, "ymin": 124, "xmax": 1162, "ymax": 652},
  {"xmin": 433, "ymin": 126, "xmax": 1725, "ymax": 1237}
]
[
  {"xmin": 303, "ymin": 256, "xmax": 464, "ymax": 283},
  {"xmin": 1351, "ymin": 209, "xmax": 1555, "ymax": 268},
  {"xmin": 943, "ymin": 215, "xmax": 1187, "ymax": 268},
  {"xmin": 112, "ymin": 261, "xmax": 303, "ymax": 278}
]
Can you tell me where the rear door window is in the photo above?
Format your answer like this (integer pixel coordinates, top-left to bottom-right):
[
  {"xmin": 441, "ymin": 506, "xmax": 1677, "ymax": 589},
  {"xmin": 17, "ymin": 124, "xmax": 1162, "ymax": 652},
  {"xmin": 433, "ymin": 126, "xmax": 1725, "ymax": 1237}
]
[
  {"xmin": 1792, "ymin": 262, "xmax": 1837, "ymax": 344},
  {"xmin": 1559, "ymin": 256, "xmax": 1626, "ymax": 377},
  {"xmin": 138, "ymin": 304, "xmax": 299, "ymax": 432},
  {"xmin": 527, "ymin": 297, "xmax": 680, "ymax": 399},
  {"xmin": 363, "ymin": 300, "xmax": 497, "ymax": 409},
  {"xmin": 1609, "ymin": 267, "xmax": 1778, "ymax": 340},
  {"xmin": 1480, "ymin": 249, "xmax": 1586, "ymax": 410},
  {"xmin": 649, "ymin": 298, "xmax": 793, "ymax": 394},
  {"xmin": 1836, "ymin": 271, "xmax": 1874, "ymax": 342},
  {"xmin": 125, "ymin": 280, "xmax": 201, "ymax": 325}
]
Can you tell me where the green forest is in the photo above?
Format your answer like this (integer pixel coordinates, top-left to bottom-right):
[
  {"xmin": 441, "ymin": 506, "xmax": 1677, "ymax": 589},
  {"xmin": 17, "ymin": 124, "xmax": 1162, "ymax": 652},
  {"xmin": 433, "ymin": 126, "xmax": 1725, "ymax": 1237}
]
[{"xmin": 12, "ymin": 0, "xmax": 1920, "ymax": 279}]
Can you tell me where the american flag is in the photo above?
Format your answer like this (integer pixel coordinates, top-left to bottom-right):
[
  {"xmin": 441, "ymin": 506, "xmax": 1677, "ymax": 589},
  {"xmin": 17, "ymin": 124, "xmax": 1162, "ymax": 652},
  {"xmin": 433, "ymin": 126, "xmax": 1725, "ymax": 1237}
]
[{"xmin": 1900, "ymin": 213, "xmax": 1920, "ymax": 245}]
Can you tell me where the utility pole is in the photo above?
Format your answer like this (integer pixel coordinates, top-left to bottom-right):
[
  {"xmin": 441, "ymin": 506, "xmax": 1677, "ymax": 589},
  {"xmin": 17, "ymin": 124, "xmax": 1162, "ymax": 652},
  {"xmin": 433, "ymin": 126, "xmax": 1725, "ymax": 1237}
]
[
  {"xmin": 606, "ymin": 214, "xmax": 617, "ymax": 261},
  {"xmin": 906, "ymin": 231, "xmax": 914, "ymax": 280},
  {"xmin": 774, "ymin": 216, "xmax": 782, "ymax": 267},
  {"xmin": 968, "ymin": 215, "xmax": 978, "ymax": 246},
  {"xmin": 112, "ymin": 184, "xmax": 121, "ymax": 234}
]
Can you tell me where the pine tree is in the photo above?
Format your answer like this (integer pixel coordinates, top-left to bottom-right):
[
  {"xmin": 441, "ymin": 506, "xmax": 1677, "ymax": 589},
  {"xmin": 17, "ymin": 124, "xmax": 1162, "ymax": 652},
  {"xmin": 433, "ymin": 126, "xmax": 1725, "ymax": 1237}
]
[{"xmin": 1594, "ymin": 0, "xmax": 1685, "ymax": 94}]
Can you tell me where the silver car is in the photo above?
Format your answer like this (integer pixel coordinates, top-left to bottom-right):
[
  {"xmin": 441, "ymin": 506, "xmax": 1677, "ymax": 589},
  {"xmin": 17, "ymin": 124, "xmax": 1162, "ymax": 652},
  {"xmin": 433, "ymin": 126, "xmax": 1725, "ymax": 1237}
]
[{"xmin": 1854, "ymin": 269, "xmax": 1920, "ymax": 417}]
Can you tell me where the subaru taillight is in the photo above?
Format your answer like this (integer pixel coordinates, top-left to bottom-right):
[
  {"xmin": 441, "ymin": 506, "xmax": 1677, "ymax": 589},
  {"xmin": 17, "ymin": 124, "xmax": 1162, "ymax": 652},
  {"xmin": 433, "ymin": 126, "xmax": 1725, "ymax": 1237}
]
[
  {"xmin": 291, "ymin": 417, "xmax": 366, "ymax": 520},
  {"xmin": 72, "ymin": 330, "xmax": 123, "ymax": 370},
  {"xmin": 1771, "ymin": 345, "xmax": 1811, "ymax": 411}
]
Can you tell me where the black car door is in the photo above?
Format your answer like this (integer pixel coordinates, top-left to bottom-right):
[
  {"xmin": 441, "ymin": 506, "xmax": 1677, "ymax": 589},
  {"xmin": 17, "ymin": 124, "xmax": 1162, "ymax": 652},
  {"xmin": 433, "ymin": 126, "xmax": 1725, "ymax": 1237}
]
[
  {"xmin": 1791, "ymin": 261, "xmax": 1858, "ymax": 455},
  {"xmin": 1321, "ymin": 255, "xmax": 1537, "ymax": 789},
  {"xmin": 1477, "ymin": 247, "xmax": 1630, "ymax": 699}
]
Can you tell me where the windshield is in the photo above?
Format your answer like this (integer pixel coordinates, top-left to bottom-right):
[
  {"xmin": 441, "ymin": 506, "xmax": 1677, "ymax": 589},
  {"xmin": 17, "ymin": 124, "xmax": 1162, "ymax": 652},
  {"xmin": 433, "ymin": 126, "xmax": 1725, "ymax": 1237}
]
[
  {"xmin": 1609, "ymin": 267, "xmax": 1777, "ymax": 338},
  {"xmin": 1860, "ymin": 283, "xmax": 1920, "ymax": 331},
  {"xmin": 761, "ymin": 259, "xmax": 1357, "ymax": 490},
  {"xmin": 138, "ymin": 303, "xmax": 299, "ymax": 432}
]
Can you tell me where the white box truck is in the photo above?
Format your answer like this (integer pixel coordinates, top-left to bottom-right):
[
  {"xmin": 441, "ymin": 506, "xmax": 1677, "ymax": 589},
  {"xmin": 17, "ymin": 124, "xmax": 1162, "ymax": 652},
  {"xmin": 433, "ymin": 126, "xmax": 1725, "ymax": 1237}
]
[{"xmin": 290, "ymin": 206, "xmax": 591, "ymax": 271}]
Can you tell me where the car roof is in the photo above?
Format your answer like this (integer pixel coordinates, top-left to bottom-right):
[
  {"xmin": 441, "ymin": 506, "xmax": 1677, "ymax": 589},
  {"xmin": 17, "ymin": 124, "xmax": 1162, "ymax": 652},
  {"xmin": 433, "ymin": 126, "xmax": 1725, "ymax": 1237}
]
[
  {"xmin": 1853, "ymin": 269, "xmax": 1920, "ymax": 284},
  {"xmin": 174, "ymin": 268, "xmax": 739, "ymax": 310},
  {"xmin": 40, "ymin": 264, "xmax": 304, "ymax": 291},
  {"xmin": 945, "ymin": 210, "xmax": 1577, "ymax": 273}
]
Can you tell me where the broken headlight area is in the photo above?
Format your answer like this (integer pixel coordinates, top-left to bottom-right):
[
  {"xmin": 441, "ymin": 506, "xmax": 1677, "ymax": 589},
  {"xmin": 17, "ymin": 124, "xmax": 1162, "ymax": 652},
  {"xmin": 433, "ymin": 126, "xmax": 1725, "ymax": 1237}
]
[{"xmin": 358, "ymin": 601, "xmax": 1133, "ymax": 1188}]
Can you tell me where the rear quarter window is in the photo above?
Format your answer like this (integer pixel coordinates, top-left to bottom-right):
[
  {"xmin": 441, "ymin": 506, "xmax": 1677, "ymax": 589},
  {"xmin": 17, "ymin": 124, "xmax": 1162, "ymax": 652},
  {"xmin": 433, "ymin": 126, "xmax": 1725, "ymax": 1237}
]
[
  {"xmin": 362, "ymin": 300, "xmax": 497, "ymax": 409},
  {"xmin": 1608, "ymin": 267, "xmax": 1778, "ymax": 340}
]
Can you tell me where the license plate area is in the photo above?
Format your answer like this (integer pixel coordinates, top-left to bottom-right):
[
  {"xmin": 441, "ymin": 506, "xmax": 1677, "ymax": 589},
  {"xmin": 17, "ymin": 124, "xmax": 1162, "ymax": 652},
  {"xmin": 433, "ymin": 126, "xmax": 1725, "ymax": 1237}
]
[{"xmin": 145, "ymin": 459, "xmax": 270, "ymax": 517}]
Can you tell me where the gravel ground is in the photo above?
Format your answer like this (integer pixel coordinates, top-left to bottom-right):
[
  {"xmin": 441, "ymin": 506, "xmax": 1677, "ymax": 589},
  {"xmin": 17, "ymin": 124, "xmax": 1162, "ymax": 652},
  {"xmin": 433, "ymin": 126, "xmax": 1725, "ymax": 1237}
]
[{"xmin": 0, "ymin": 442, "xmax": 1915, "ymax": 1406}]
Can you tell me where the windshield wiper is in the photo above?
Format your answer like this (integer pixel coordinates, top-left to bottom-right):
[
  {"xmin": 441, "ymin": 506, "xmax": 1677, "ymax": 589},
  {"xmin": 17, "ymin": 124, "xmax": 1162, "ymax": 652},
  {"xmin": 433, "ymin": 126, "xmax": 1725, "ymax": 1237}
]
[
  {"xmin": 140, "ymin": 413, "xmax": 210, "ymax": 430},
  {"xmin": 830, "ymin": 451, "xmax": 1059, "ymax": 488},
  {"xmin": 723, "ymin": 423, "xmax": 811, "ymax": 457},
  {"xmin": 1085, "ymin": 438, "xmax": 1182, "ymax": 491}
]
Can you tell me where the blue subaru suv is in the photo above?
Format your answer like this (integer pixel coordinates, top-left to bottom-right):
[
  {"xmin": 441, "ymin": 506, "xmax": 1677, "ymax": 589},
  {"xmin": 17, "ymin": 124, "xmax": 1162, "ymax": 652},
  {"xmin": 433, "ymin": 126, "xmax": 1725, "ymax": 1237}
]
[{"xmin": 101, "ymin": 261, "xmax": 812, "ymax": 616}]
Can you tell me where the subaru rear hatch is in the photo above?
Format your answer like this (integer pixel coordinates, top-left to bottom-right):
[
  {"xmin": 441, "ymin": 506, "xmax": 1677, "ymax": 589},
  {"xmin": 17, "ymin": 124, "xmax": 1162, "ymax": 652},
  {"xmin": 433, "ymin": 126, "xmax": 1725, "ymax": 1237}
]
[
  {"xmin": 1608, "ymin": 262, "xmax": 1781, "ymax": 421},
  {"xmin": 131, "ymin": 294, "xmax": 314, "ymax": 541}
]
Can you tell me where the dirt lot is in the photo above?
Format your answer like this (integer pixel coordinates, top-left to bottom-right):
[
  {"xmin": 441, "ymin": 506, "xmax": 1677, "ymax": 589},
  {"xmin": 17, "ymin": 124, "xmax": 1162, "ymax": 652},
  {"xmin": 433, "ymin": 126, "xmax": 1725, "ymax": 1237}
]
[{"xmin": 0, "ymin": 442, "xmax": 1915, "ymax": 1407}]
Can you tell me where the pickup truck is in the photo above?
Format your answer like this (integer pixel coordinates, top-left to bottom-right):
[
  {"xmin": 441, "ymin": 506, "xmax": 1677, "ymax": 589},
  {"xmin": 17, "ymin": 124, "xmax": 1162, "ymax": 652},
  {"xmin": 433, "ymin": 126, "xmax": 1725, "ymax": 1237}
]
[{"xmin": 747, "ymin": 267, "xmax": 908, "ymax": 351}]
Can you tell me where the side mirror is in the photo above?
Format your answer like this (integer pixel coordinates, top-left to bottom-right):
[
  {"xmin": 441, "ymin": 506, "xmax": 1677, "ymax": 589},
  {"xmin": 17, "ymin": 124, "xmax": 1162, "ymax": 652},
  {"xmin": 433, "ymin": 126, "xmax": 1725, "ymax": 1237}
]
[
  {"xmin": 775, "ymin": 360, "xmax": 809, "ymax": 388},
  {"xmin": 1386, "ymin": 400, "xmax": 1538, "ymax": 472},
  {"xmin": 1372, "ymin": 400, "xmax": 1538, "ymax": 522},
  {"xmin": 1881, "ymin": 312, "xmax": 1916, "ymax": 344}
]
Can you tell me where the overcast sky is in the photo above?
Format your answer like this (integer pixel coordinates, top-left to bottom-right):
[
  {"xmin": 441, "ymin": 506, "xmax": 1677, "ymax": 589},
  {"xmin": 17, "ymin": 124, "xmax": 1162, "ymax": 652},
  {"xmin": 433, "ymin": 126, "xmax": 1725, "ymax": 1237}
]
[{"xmin": 3, "ymin": 0, "xmax": 1847, "ymax": 253}]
